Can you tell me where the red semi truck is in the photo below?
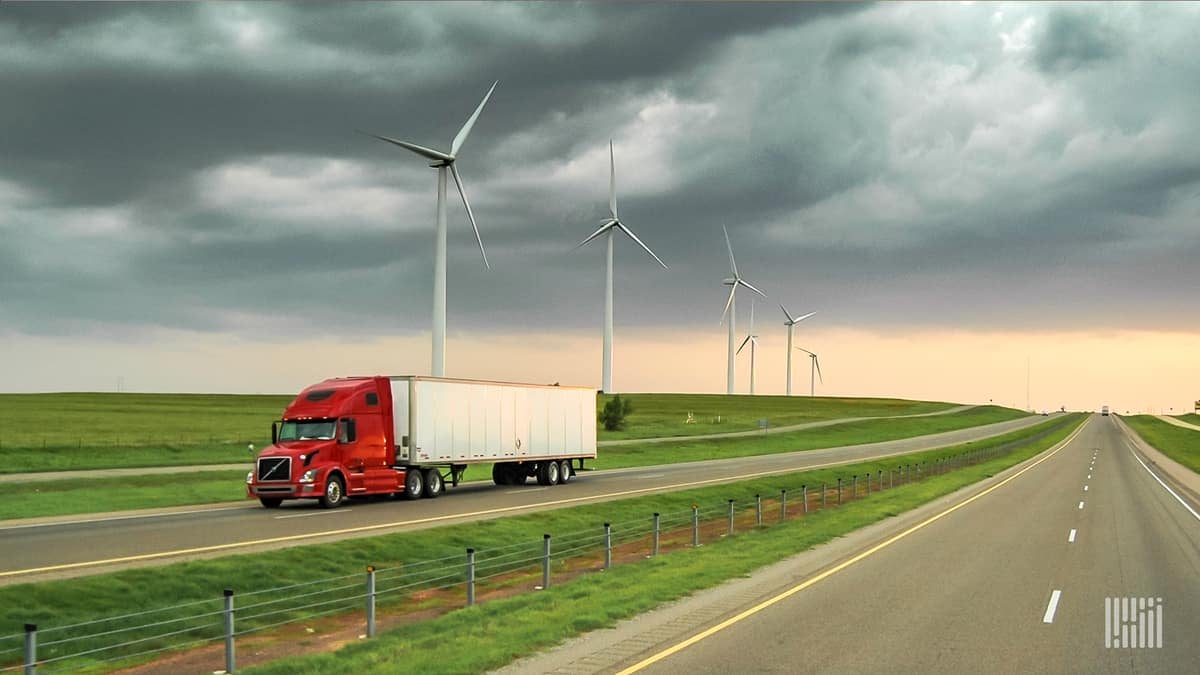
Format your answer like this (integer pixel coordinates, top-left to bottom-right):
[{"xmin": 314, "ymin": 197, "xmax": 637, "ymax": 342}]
[{"xmin": 246, "ymin": 376, "xmax": 598, "ymax": 508}]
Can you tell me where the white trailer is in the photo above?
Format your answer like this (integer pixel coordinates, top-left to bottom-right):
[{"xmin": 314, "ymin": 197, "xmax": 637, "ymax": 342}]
[{"xmin": 388, "ymin": 376, "xmax": 597, "ymax": 486}]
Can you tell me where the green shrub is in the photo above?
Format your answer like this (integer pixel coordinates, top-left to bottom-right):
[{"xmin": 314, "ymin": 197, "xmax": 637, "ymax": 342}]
[{"xmin": 599, "ymin": 395, "xmax": 634, "ymax": 431}]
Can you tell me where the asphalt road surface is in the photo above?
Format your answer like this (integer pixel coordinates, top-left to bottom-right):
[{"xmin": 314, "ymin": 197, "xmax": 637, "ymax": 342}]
[
  {"xmin": 504, "ymin": 414, "xmax": 1199, "ymax": 674},
  {"xmin": 0, "ymin": 416, "xmax": 1046, "ymax": 585}
]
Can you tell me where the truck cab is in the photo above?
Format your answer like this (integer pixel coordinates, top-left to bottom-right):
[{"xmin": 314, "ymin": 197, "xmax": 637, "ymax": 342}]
[{"xmin": 247, "ymin": 377, "xmax": 401, "ymax": 508}]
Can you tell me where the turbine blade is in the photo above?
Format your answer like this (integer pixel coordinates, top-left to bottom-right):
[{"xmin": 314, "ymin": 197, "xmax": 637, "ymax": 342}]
[
  {"xmin": 796, "ymin": 346, "xmax": 814, "ymax": 357},
  {"xmin": 721, "ymin": 284, "xmax": 736, "ymax": 324},
  {"xmin": 609, "ymin": 140, "xmax": 618, "ymax": 220},
  {"xmin": 723, "ymin": 225, "xmax": 739, "ymax": 277},
  {"xmin": 738, "ymin": 278, "xmax": 767, "ymax": 298},
  {"xmin": 575, "ymin": 221, "xmax": 617, "ymax": 249},
  {"xmin": 815, "ymin": 357, "xmax": 824, "ymax": 384},
  {"xmin": 451, "ymin": 80, "xmax": 498, "ymax": 157},
  {"xmin": 615, "ymin": 223, "xmax": 669, "ymax": 269},
  {"xmin": 794, "ymin": 310, "xmax": 817, "ymax": 324},
  {"xmin": 450, "ymin": 164, "xmax": 489, "ymax": 269},
  {"xmin": 362, "ymin": 132, "xmax": 451, "ymax": 162},
  {"xmin": 780, "ymin": 303, "xmax": 795, "ymax": 323},
  {"xmin": 737, "ymin": 335, "xmax": 751, "ymax": 355}
]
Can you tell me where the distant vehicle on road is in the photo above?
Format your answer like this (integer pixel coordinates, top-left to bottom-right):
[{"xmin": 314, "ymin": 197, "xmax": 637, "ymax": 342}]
[
  {"xmin": 1101, "ymin": 405, "xmax": 1110, "ymax": 416},
  {"xmin": 246, "ymin": 376, "xmax": 597, "ymax": 508}
]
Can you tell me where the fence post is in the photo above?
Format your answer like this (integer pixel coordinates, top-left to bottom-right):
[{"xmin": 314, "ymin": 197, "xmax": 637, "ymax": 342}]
[
  {"xmin": 23, "ymin": 623, "xmax": 35, "ymax": 675},
  {"xmin": 802, "ymin": 485, "xmax": 808, "ymax": 514},
  {"xmin": 604, "ymin": 523, "xmax": 612, "ymax": 570},
  {"xmin": 890, "ymin": 468, "xmax": 894, "ymax": 489},
  {"xmin": 837, "ymin": 478, "xmax": 843, "ymax": 505},
  {"xmin": 653, "ymin": 512, "xmax": 661, "ymax": 556},
  {"xmin": 866, "ymin": 472, "xmax": 871, "ymax": 495},
  {"xmin": 853, "ymin": 474, "xmax": 858, "ymax": 498},
  {"xmin": 365, "ymin": 566, "xmax": 376, "ymax": 638},
  {"xmin": 466, "ymin": 549, "xmax": 476, "ymax": 607},
  {"xmin": 223, "ymin": 588, "xmax": 235, "ymax": 674},
  {"xmin": 821, "ymin": 482, "xmax": 827, "ymax": 509},
  {"xmin": 541, "ymin": 534, "xmax": 551, "ymax": 589},
  {"xmin": 692, "ymin": 505, "xmax": 700, "ymax": 547},
  {"xmin": 727, "ymin": 500, "xmax": 735, "ymax": 535},
  {"xmin": 755, "ymin": 494, "xmax": 762, "ymax": 526},
  {"xmin": 780, "ymin": 489, "xmax": 787, "ymax": 521},
  {"xmin": 878, "ymin": 469, "xmax": 882, "ymax": 489}
]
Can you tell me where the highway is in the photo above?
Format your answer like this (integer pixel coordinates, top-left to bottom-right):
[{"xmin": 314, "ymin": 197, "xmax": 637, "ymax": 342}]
[
  {"xmin": 503, "ymin": 414, "xmax": 1200, "ymax": 673},
  {"xmin": 0, "ymin": 416, "xmax": 1045, "ymax": 586}
]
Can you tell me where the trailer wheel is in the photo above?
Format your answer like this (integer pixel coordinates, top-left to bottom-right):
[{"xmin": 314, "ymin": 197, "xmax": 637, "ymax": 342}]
[
  {"xmin": 538, "ymin": 460, "xmax": 560, "ymax": 486},
  {"xmin": 492, "ymin": 463, "xmax": 510, "ymax": 486},
  {"xmin": 509, "ymin": 464, "xmax": 527, "ymax": 485},
  {"xmin": 557, "ymin": 460, "xmax": 572, "ymax": 484},
  {"xmin": 404, "ymin": 469, "xmax": 425, "ymax": 500},
  {"xmin": 423, "ymin": 468, "xmax": 444, "ymax": 498},
  {"xmin": 320, "ymin": 475, "xmax": 346, "ymax": 509},
  {"xmin": 259, "ymin": 498, "xmax": 283, "ymax": 508}
]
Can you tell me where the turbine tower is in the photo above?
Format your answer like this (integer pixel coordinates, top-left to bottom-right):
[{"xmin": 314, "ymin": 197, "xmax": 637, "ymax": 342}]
[
  {"xmin": 721, "ymin": 226, "xmax": 766, "ymax": 395},
  {"xmin": 364, "ymin": 81, "xmax": 498, "ymax": 377},
  {"xmin": 797, "ymin": 347, "xmax": 823, "ymax": 397},
  {"xmin": 576, "ymin": 141, "xmax": 668, "ymax": 393},
  {"xmin": 781, "ymin": 304, "xmax": 816, "ymax": 396},
  {"xmin": 737, "ymin": 300, "xmax": 761, "ymax": 394}
]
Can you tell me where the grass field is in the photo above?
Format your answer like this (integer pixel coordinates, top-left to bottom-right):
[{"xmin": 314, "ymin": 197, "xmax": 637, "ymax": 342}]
[
  {"xmin": 1175, "ymin": 413, "xmax": 1200, "ymax": 425},
  {"xmin": 0, "ymin": 406, "xmax": 1027, "ymax": 520},
  {"xmin": 1122, "ymin": 415, "xmax": 1200, "ymax": 474},
  {"xmin": 0, "ymin": 415, "xmax": 1081, "ymax": 673},
  {"xmin": 0, "ymin": 392, "xmax": 965, "ymax": 473}
]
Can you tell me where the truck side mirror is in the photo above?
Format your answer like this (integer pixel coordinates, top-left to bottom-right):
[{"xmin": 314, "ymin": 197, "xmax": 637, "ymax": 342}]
[{"xmin": 271, "ymin": 422, "xmax": 278, "ymax": 445}]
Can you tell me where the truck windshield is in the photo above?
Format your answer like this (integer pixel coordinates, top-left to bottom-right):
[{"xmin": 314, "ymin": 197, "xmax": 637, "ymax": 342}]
[{"xmin": 278, "ymin": 419, "xmax": 337, "ymax": 441}]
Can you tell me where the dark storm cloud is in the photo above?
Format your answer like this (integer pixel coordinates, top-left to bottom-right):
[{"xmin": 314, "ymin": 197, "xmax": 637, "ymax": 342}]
[
  {"xmin": 1, "ymin": 2, "xmax": 1198, "ymax": 343},
  {"xmin": 1035, "ymin": 7, "xmax": 1123, "ymax": 73}
]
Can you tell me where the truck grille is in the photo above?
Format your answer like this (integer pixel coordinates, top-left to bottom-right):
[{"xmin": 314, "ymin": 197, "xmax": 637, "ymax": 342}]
[{"xmin": 257, "ymin": 457, "xmax": 292, "ymax": 482}]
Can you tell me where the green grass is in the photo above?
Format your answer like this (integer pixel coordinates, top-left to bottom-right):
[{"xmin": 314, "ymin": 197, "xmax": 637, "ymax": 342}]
[
  {"xmin": 597, "ymin": 393, "xmax": 955, "ymax": 440},
  {"xmin": 0, "ymin": 416, "xmax": 1081, "ymax": 673},
  {"xmin": 0, "ymin": 471, "xmax": 249, "ymax": 520},
  {"xmin": 592, "ymin": 405, "xmax": 1028, "ymax": 469},
  {"xmin": 0, "ymin": 392, "xmax": 966, "ymax": 473},
  {"xmin": 1122, "ymin": 415, "xmax": 1200, "ymax": 474},
  {"xmin": 1175, "ymin": 413, "xmax": 1200, "ymax": 425},
  {"xmin": 0, "ymin": 406, "xmax": 1028, "ymax": 521}
]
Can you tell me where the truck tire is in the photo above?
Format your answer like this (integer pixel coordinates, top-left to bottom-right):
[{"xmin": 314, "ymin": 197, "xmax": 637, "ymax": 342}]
[
  {"xmin": 538, "ymin": 460, "xmax": 560, "ymax": 486},
  {"xmin": 423, "ymin": 468, "xmax": 443, "ymax": 498},
  {"xmin": 403, "ymin": 469, "xmax": 424, "ymax": 500},
  {"xmin": 557, "ymin": 460, "xmax": 572, "ymax": 484},
  {"xmin": 509, "ymin": 464, "xmax": 527, "ymax": 485},
  {"xmin": 492, "ymin": 463, "xmax": 510, "ymax": 486},
  {"xmin": 320, "ymin": 475, "xmax": 345, "ymax": 509},
  {"xmin": 259, "ymin": 497, "xmax": 283, "ymax": 508}
]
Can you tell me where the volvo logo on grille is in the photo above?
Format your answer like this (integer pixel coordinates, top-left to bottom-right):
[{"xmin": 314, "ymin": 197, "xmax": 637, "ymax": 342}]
[{"xmin": 257, "ymin": 457, "xmax": 291, "ymax": 482}]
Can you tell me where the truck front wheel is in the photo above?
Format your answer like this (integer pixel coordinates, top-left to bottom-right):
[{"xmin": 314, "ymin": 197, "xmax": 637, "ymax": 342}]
[
  {"xmin": 320, "ymin": 475, "xmax": 345, "ymax": 509},
  {"xmin": 404, "ymin": 469, "xmax": 424, "ymax": 500},
  {"xmin": 259, "ymin": 497, "xmax": 283, "ymax": 509}
]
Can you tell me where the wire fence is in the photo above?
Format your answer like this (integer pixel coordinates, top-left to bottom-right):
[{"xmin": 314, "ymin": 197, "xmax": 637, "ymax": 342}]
[{"xmin": 0, "ymin": 417, "xmax": 1074, "ymax": 673}]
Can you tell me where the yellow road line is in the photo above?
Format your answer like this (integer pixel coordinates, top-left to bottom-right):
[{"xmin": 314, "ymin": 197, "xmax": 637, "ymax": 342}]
[
  {"xmin": 616, "ymin": 419, "xmax": 1088, "ymax": 674},
  {"xmin": 0, "ymin": 420, "xmax": 1065, "ymax": 580}
]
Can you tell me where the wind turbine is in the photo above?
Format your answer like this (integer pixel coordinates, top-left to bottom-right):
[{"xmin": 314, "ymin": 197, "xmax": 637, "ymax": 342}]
[
  {"xmin": 721, "ymin": 226, "xmax": 766, "ymax": 394},
  {"xmin": 737, "ymin": 300, "xmax": 760, "ymax": 394},
  {"xmin": 363, "ymin": 81, "xmax": 498, "ymax": 377},
  {"xmin": 796, "ymin": 347, "xmax": 823, "ymax": 397},
  {"xmin": 781, "ymin": 304, "xmax": 816, "ymax": 396},
  {"xmin": 576, "ymin": 141, "xmax": 668, "ymax": 393}
]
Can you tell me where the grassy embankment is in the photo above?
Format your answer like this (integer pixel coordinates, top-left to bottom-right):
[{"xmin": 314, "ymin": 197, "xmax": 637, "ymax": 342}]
[
  {"xmin": 0, "ymin": 393, "xmax": 956, "ymax": 473},
  {"xmin": 0, "ymin": 415, "xmax": 1082, "ymax": 673},
  {"xmin": 0, "ymin": 406, "xmax": 1026, "ymax": 520},
  {"xmin": 1122, "ymin": 415, "xmax": 1200, "ymax": 474}
]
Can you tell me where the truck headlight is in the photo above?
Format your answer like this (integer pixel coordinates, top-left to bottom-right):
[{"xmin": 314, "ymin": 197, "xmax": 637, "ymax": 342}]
[
  {"xmin": 245, "ymin": 471, "xmax": 254, "ymax": 485},
  {"xmin": 298, "ymin": 469, "xmax": 318, "ymax": 484}
]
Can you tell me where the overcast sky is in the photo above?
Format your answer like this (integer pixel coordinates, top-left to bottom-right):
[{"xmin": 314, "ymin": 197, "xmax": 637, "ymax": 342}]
[{"xmin": 2, "ymin": 3, "xmax": 1198, "ymax": 412}]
